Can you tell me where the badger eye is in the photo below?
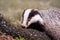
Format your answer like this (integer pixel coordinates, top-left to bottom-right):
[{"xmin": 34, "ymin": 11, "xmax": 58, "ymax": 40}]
[{"xmin": 28, "ymin": 18, "xmax": 30, "ymax": 21}]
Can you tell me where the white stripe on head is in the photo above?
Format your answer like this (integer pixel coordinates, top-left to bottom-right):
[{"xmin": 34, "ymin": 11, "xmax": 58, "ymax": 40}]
[
  {"xmin": 22, "ymin": 9, "xmax": 32, "ymax": 27},
  {"xmin": 28, "ymin": 14, "xmax": 44, "ymax": 26}
]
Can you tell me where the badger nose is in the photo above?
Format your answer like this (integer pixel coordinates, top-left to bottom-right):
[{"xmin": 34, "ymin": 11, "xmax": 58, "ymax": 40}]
[
  {"xmin": 21, "ymin": 24, "xmax": 28, "ymax": 28},
  {"xmin": 21, "ymin": 25, "xmax": 25, "ymax": 28}
]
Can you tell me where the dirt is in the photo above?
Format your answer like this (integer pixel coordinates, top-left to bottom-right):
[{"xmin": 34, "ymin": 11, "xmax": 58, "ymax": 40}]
[{"xmin": 0, "ymin": 32, "xmax": 14, "ymax": 40}]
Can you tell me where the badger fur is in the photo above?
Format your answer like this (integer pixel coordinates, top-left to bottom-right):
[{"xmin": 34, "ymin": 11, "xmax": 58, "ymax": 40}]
[
  {"xmin": 21, "ymin": 9, "xmax": 44, "ymax": 28},
  {"xmin": 21, "ymin": 8, "xmax": 60, "ymax": 40}
]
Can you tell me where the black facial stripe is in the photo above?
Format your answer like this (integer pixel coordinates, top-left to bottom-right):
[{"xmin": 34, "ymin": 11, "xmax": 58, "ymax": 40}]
[
  {"xmin": 21, "ymin": 9, "xmax": 27, "ymax": 23},
  {"xmin": 27, "ymin": 9, "xmax": 40, "ymax": 25}
]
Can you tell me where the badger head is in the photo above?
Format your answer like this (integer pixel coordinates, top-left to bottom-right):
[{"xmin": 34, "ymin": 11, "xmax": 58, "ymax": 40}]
[{"xmin": 21, "ymin": 9, "xmax": 44, "ymax": 29}]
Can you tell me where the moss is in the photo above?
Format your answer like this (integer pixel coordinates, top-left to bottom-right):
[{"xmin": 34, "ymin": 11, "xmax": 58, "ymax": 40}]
[{"xmin": 15, "ymin": 37, "xmax": 25, "ymax": 40}]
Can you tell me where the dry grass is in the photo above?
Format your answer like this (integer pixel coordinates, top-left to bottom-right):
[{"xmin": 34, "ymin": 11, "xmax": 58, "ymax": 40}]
[{"xmin": 0, "ymin": 0, "xmax": 60, "ymax": 27}]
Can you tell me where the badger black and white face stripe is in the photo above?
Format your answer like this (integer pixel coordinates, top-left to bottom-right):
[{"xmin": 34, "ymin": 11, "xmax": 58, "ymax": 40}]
[
  {"xmin": 21, "ymin": 9, "xmax": 44, "ymax": 28},
  {"xmin": 21, "ymin": 9, "xmax": 32, "ymax": 27}
]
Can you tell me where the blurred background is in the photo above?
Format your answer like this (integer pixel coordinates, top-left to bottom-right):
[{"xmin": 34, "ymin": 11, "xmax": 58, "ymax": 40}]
[{"xmin": 0, "ymin": 0, "xmax": 60, "ymax": 27}]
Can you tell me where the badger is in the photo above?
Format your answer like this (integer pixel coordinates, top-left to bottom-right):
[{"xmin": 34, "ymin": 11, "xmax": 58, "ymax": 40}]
[{"xmin": 21, "ymin": 8, "xmax": 60, "ymax": 40}]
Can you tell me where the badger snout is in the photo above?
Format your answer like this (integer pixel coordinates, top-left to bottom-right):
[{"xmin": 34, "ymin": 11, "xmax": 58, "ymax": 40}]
[
  {"xmin": 21, "ymin": 24, "xmax": 28, "ymax": 28},
  {"xmin": 21, "ymin": 25, "xmax": 26, "ymax": 28}
]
